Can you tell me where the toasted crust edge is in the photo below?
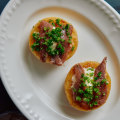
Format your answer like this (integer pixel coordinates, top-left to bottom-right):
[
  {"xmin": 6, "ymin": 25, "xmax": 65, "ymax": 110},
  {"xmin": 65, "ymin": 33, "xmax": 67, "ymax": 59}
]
[
  {"xmin": 64, "ymin": 61, "xmax": 111, "ymax": 111},
  {"xmin": 29, "ymin": 17, "xmax": 78, "ymax": 64}
]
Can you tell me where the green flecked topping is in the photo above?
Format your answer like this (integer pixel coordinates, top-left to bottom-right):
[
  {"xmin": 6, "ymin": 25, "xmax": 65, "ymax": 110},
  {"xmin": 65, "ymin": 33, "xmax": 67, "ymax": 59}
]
[
  {"xmin": 31, "ymin": 19, "xmax": 74, "ymax": 57},
  {"xmin": 71, "ymin": 46, "xmax": 75, "ymax": 51},
  {"xmin": 101, "ymin": 79, "xmax": 107, "ymax": 84},
  {"xmin": 95, "ymin": 96, "xmax": 99, "ymax": 99},
  {"xmin": 94, "ymin": 77, "xmax": 98, "ymax": 81},
  {"xmin": 78, "ymin": 89, "xmax": 84, "ymax": 94},
  {"xmin": 93, "ymin": 88, "xmax": 99, "ymax": 93},
  {"xmin": 98, "ymin": 72, "xmax": 102, "ymax": 77},
  {"xmin": 52, "ymin": 22, "xmax": 55, "ymax": 26},
  {"xmin": 90, "ymin": 103, "xmax": 94, "ymax": 107},
  {"xmin": 72, "ymin": 88, "xmax": 77, "ymax": 92},
  {"xmin": 49, "ymin": 19, "xmax": 54, "ymax": 23},
  {"xmin": 90, "ymin": 73, "xmax": 94, "ymax": 77},
  {"xmin": 87, "ymin": 68, "xmax": 94, "ymax": 71},
  {"xmin": 83, "ymin": 98, "xmax": 91, "ymax": 103},
  {"xmin": 56, "ymin": 18, "xmax": 62, "ymax": 26},
  {"xmin": 93, "ymin": 101, "xmax": 98, "ymax": 105},
  {"xmin": 103, "ymin": 92, "xmax": 106, "ymax": 96},
  {"xmin": 76, "ymin": 96, "xmax": 81, "ymax": 101},
  {"xmin": 72, "ymin": 67, "xmax": 108, "ymax": 109}
]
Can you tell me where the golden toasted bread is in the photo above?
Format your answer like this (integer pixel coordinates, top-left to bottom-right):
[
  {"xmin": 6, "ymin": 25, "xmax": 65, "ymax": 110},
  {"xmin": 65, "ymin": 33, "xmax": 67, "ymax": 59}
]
[
  {"xmin": 29, "ymin": 17, "xmax": 78, "ymax": 65},
  {"xmin": 64, "ymin": 61, "xmax": 111, "ymax": 111}
]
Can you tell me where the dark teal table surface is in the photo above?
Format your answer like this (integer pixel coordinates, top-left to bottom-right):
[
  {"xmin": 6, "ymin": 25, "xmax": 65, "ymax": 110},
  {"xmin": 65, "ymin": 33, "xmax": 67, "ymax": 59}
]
[
  {"xmin": 0, "ymin": 0, "xmax": 120, "ymax": 14},
  {"xmin": 0, "ymin": 0, "xmax": 120, "ymax": 119}
]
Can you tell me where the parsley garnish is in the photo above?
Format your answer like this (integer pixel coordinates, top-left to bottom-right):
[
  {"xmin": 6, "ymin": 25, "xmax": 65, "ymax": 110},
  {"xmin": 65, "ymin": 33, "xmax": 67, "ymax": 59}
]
[{"xmin": 71, "ymin": 46, "xmax": 75, "ymax": 51}]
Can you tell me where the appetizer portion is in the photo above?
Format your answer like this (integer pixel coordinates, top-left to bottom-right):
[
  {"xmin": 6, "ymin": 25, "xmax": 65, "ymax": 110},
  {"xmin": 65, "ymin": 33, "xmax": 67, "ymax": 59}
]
[
  {"xmin": 29, "ymin": 17, "xmax": 78, "ymax": 66},
  {"xmin": 64, "ymin": 57, "xmax": 111, "ymax": 111}
]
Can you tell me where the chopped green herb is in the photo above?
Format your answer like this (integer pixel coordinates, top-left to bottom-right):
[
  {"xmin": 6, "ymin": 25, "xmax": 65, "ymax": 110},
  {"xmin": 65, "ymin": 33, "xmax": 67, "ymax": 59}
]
[
  {"xmin": 90, "ymin": 103, "xmax": 94, "ymax": 108},
  {"xmin": 80, "ymin": 83, "xmax": 86, "ymax": 87},
  {"xmin": 103, "ymin": 92, "xmax": 106, "ymax": 96},
  {"xmin": 87, "ymin": 68, "xmax": 94, "ymax": 71},
  {"xmin": 31, "ymin": 42, "xmax": 39, "ymax": 47},
  {"xmin": 62, "ymin": 25, "xmax": 65, "ymax": 29},
  {"xmin": 97, "ymin": 82, "xmax": 100, "ymax": 87},
  {"xmin": 42, "ymin": 41, "xmax": 47, "ymax": 45},
  {"xmin": 94, "ymin": 77, "xmax": 98, "ymax": 81},
  {"xmin": 42, "ymin": 27, "xmax": 66, "ymax": 56},
  {"xmin": 40, "ymin": 47, "xmax": 43, "ymax": 50},
  {"xmin": 32, "ymin": 32, "xmax": 40, "ymax": 40},
  {"xmin": 44, "ymin": 27, "xmax": 47, "ymax": 31},
  {"xmin": 71, "ymin": 46, "xmax": 75, "ymax": 51},
  {"xmin": 68, "ymin": 35, "xmax": 72, "ymax": 40},
  {"xmin": 72, "ymin": 88, "xmax": 77, "ymax": 92},
  {"xmin": 57, "ymin": 43, "xmax": 62, "ymax": 48},
  {"xmin": 83, "ymin": 98, "xmax": 91, "ymax": 103},
  {"xmin": 78, "ymin": 89, "xmax": 84, "ymax": 94},
  {"xmin": 56, "ymin": 27, "xmax": 62, "ymax": 32},
  {"xmin": 85, "ymin": 88, "xmax": 93, "ymax": 95},
  {"xmin": 32, "ymin": 20, "xmax": 70, "ymax": 57},
  {"xmin": 61, "ymin": 39, "xmax": 65, "ymax": 42},
  {"xmin": 101, "ymin": 79, "xmax": 107, "ymax": 84},
  {"xmin": 31, "ymin": 42, "xmax": 40, "ymax": 51},
  {"xmin": 98, "ymin": 72, "xmax": 102, "ymax": 77},
  {"xmin": 65, "ymin": 24, "xmax": 70, "ymax": 30},
  {"xmin": 43, "ymin": 36, "xmax": 47, "ymax": 40},
  {"xmin": 86, "ymin": 73, "xmax": 89, "ymax": 76},
  {"xmin": 98, "ymin": 92, "xmax": 101, "ymax": 95},
  {"xmin": 67, "ymin": 32, "xmax": 70, "ymax": 36},
  {"xmin": 66, "ymin": 29, "xmax": 68, "ymax": 32},
  {"xmin": 90, "ymin": 73, "xmax": 94, "ymax": 77},
  {"xmin": 56, "ymin": 19, "xmax": 61, "ymax": 26},
  {"xmin": 84, "ymin": 76, "xmax": 89, "ymax": 80},
  {"xmin": 56, "ymin": 18, "xmax": 60, "ymax": 24},
  {"xmin": 83, "ymin": 93, "xmax": 89, "ymax": 98},
  {"xmin": 81, "ymin": 74, "xmax": 84, "ymax": 78},
  {"xmin": 49, "ymin": 19, "xmax": 54, "ymax": 23},
  {"xmin": 35, "ymin": 47, "xmax": 40, "ymax": 51},
  {"xmin": 40, "ymin": 37, "xmax": 44, "ymax": 39},
  {"xmin": 57, "ymin": 43, "xmax": 65, "ymax": 54},
  {"xmin": 106, "ymin": 81, "xmax": 109, "ymax": 85},
  {"xmin": 68, "ymin": 40, "xmax": 72, "ymax": 44},
  {"xmin": 52, "ymin": 23, "xmax": 55, "ymax": 26},
  {"xmin": 93, "ymin": 101, "xmax": 98, "ymax": 105},
  {"xmin": 93, "ymin": 88, "xmax": 99, "ymax": 93},
  {"xmin": 93, "ymin": 81, "xmax": 100, "ymax": 87},
  {"xmin": 37, "ymin": 37, "xmax": 41, "ymax": 41},
  {"xmin": 87, "ymin": 78, "xmax": 91, "ymax": 83},
  {"xmin": 80, "ymin": 78, "xmax": 83, "ymax": 81},
  {"xmin": 76, "ymin": 96, "xmax": 81, "ymax": 101},
  {"xmin": 95, "ymin": 96, "xmax": 99, "ymax": 99}
]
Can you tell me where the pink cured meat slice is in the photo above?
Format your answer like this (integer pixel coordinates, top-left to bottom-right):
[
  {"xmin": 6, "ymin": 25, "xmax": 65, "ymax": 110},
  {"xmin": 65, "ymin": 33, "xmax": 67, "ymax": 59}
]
[
  {"xmin": 38, "ymin": 21, "xmax": 53, "ymax": 62},
  {"xmin": 94, "ymin": 57, "xmax": 107, "ymax": 82},
  {"xmin": 73, "ymin": 64, "xmax": 84, "ymax": 100},
  {"xmin": 50, "ymin": 25, "xmax": 73, "ymax": 65},
  {"xmin": 72, "ymin": 57, "xmax": 108, "ymax": 110},
  {"xmin": 39, "ymin": 20, "xmax": 53, "ymax": 37},
  {"xmin": 38, "ymin": 20, "xmax": 73, "ymax": 65},
  {"xmin": 93, "ymin": 57, "xmax": 108, "ymax": 107}
]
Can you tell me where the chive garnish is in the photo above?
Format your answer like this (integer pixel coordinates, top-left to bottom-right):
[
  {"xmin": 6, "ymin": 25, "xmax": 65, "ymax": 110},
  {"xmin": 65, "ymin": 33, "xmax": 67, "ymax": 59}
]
[
  {"xmin": 76, "ymin": 96, "xmax": 81, "ymax": 101},
  {"xmin": 98, "ymin": 72, "xmax": 102, "ymax": 77}
]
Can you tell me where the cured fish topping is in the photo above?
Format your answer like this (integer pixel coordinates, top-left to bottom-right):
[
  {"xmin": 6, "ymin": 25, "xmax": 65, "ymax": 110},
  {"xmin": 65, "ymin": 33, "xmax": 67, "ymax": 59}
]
[
  {"xmin": 72, "ymin": 57, "xmax": 109, "ymax": 110},
  {"xmin": 31, "ymin": 18, "xmax": 74, "ymax": 65},
  {"xmin": 94, "ymin": 57, "xmax": 107, "ymax": 81}
]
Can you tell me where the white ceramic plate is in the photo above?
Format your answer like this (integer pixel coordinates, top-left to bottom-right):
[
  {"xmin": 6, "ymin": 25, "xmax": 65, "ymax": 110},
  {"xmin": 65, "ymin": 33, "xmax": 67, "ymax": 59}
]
[{"xmin": 0, "ymin": 0, "xmax": 120, "ymax": 120}]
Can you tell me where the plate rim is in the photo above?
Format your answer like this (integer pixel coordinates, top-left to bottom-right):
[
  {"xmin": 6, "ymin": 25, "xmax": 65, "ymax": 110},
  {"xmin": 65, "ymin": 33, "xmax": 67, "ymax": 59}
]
[{"xmin": 0, "ymin": 0, "xmax": 120, "ymax": 120}]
